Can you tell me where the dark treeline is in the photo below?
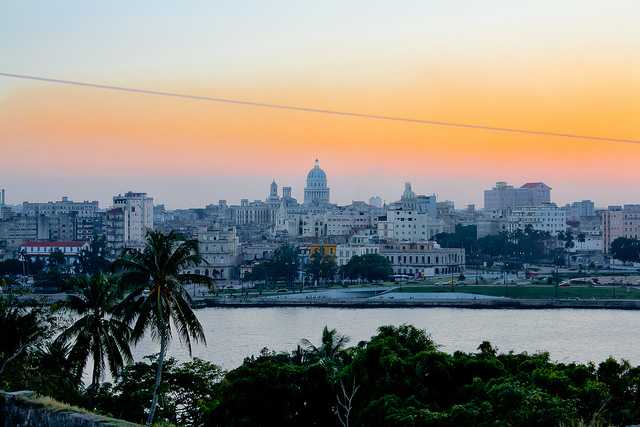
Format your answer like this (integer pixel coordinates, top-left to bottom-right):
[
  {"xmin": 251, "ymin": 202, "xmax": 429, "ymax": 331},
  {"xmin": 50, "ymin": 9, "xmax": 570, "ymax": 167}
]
[{"xmin": 3, "ymin": 306, "xmax": 640, "ymax": 426}]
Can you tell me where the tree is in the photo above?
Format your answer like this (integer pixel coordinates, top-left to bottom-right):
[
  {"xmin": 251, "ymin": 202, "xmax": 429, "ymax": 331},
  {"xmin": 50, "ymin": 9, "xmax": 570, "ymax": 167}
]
[
  {"xmin": 55, "ymin": 273, "xmax": 133, "ymax": 389},
  {"xmin": 0, "ymin": 300, "xmax": 52, "ymax": 379},
  {"xmin": 78, "ymin": 235, "xmax": 111, "ymax": 275},
  {"xmin": 301, "ymin": 326, "xmax": 350, "ymax": 364},
  {"xmin": 610, "ymin": 237, "xmax": 640, "ymax": 263},
  {"xmin": 340, "ymin": 254, "xmax": 393, "ymax": 282},
  {"xmin": 91, "ymin": 356, "xmax": 224, "ymax": 425},
  {"xmin": 116, "ymin": 230, "xmax": 212, "ymax": 426},
  {"xmin": 270, "ymin": 244, "xmax": 299, "ymax": 287}
]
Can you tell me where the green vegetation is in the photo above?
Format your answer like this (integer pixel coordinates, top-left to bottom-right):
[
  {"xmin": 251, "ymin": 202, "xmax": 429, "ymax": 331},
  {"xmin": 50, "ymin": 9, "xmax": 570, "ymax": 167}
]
[
  {"xmin": 610, "ymin": 237, "xmax": 640, "ymax": 263},
  {"xmin": 395, "ymin": 284, "xmax": 640, "ymax": 299},
  {"xmin": 115, "ymin": 231, "xmax": 213, "ymax": 425},
  {"xmin": 205, "ymin": 325, "xmax": 640, "ymax": 427},
  {"xmin": 340, "ymin": 253, "xmax": 394, "ymax": 282}
]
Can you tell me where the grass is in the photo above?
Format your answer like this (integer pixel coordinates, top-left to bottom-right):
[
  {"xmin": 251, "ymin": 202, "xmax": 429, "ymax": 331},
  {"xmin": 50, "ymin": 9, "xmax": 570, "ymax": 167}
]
[
  {"xmin": 394, "ymin": 284, "xmax": 640, "ymax": 300},
  {"xmin": 25, "ymin": 395, "xmax": 142, "ymax": 426}
]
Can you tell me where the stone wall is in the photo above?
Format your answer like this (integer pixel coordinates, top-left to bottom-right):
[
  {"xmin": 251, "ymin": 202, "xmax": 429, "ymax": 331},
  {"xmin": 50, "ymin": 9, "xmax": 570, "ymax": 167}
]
[{"xmin": 0, "ymin": 391, "xmax": 140, "ymax": 427}]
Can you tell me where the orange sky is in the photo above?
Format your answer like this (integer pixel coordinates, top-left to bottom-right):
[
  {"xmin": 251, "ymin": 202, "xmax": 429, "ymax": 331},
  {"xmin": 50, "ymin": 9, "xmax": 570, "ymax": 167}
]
[{"xmin": 1, "ymin": 2, "xmax": 639, "ymax": 207}]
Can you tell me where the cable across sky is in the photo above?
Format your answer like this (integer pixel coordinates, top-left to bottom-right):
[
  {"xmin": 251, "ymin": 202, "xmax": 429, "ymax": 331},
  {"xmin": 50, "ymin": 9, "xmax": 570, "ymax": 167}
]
[{"xmin": 1, "ymin": 71, "xmax": 638, "ymax": 145}]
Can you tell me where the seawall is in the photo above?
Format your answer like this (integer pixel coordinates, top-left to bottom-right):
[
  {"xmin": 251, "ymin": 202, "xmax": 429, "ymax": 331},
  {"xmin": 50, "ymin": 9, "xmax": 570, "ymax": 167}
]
[
  {"xmin": 194, "ymin": 298, "xmax": 640, "ymax": 310},
  {"xmin": 0, "ymin": 391, "xmax": 140, "ymax": 427}
]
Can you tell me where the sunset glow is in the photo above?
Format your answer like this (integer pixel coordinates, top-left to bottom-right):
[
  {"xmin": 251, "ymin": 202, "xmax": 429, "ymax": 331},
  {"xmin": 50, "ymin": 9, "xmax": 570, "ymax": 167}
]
[{"xmin": 1, "ymin": 1, "xmax": 638, "ymax": 207}]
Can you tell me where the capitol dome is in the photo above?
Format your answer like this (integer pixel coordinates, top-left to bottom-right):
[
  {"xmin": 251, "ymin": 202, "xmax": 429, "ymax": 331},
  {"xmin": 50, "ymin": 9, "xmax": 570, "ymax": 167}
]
[
  {"xmin": 306, "ymin": 159, "xmax": 327, "ymax": 189},
  {"xmin": 304, "ymin": 159, "xmax": 330, "ymax": 205}
]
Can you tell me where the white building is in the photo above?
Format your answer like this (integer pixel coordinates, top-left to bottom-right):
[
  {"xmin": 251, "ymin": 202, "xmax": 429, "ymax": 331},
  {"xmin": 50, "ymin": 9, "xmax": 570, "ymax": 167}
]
[
  {"xmin": 380, "ymin": 241, "xmax": 465, "ymax": 277},
  {"xmin": 19, "ymin": 240, "xmax": 89, "ymax": 266},
  {"xmin": 23, "ymin": 197, "xmax": 100, "ymax": 218},
  {"xmin": 388, "ymin": 183, "xmax": 437, "ymax": 217},
  {"xmin": 336, "ymin": 234, "xmax": 380, "ymax": 266},
  {"xmin": 507, "ymin": 203, "xmax": 566, "ymax": 235},
  {"xmin": 377, "ymin": 208, "xmax": 446, "ymax": 242},
  {"xmin": 188, "ymin": 225, "xmax": 240, "ymax": 281},
  {"xmin": 106, "ymin": 192, "xmax": 154, "ymax": 255}
]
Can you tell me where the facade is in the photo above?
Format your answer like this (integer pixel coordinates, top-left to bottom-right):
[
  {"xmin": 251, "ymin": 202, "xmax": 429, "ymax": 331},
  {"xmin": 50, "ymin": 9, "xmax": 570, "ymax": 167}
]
[
  {"xmin": 188, "ymin": 225, "xmax": 240, "ymax": 280},
  {"xmin": 19, "ymin": 240, "xmax": 89, "ymax": 266},
  {"xmin": 380, "ymin": 241, "xmax": 465, "ymax": 277},
  {"xmin": 336, "ymin": 234, "xmax": 380, "ymax": 266},
  {"xmin": 564, "ymin": 200, "xmax": 596, "ymax": 221},
  {"xmin": 112, "ymin": 191, "xmax": 154, "ymax": 243},
  {"xmin": 304, "ymin": 159, "xmax": 330, "ymax": 206},
  {"xmin": 377, "ymin": 208, "xmax": 446, "ymax": 242},
  {"xmin": 389, "ymin": 183, "xmax": 437, "ymax": 217},
  {"xmin": 507, "ymin": 203, "xmax": 566, "ymax": 235},
  {"xmin": 484, "ymin": 182, "xmax": 551, "ymax": 214},
  {"xmin": 602, "ymin": 205, "xmax": 640, "ymax": 252},
  {"xmin": 23, "ymin": 197, "xmax": 99, "ymax": 218}
]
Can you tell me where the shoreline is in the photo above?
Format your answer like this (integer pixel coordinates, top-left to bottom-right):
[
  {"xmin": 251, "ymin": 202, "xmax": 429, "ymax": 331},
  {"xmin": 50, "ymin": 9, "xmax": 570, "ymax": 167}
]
[{"xmin": 193, "ymin": 297, "xmax": 640, "ymax": 310}]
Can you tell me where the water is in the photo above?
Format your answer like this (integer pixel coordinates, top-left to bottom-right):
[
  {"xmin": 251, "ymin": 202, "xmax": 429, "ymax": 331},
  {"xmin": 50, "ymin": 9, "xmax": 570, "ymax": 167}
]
[{"xmin": 132, "ymin": 307, "xmax": 640, "ymax": 369}]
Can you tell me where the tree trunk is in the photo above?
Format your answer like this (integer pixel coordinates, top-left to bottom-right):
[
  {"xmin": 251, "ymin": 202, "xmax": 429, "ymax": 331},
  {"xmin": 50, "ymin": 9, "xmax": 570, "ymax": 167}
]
[
  {"xmin": 91, "ymin": 359, "xmax": 100, "ymax": 391},
  {"xmin": 146, "ymin": 336, "xmax": 168, "ymax": 426}
]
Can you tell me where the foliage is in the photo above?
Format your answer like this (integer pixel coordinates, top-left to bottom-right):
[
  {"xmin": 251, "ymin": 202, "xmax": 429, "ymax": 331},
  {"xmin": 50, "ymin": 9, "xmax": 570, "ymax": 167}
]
[
  {"xmin": 115, "ymin": 230, "xmax": 212, "ymax": 425},
  {"xmin": 434, "ymin": 225, "xmax": 479, "ymax": 257},
  {"xmin": 55, "ymin": 273, "xmax": 133, "ymax": 388},
  {"xmin": 610, "ymin": 237, "xmax": 640, "ymax": 263},
  {"xmin": 90, "ymin": 356, "xmax": 224, "ymax": 426},
  {"xmin": 78, "ymin": 235, "xmax": 112, "ymax": 275},
  {"xmin": 206, "ymin": 324, "xmax": 640, "ymax": 427},
  {"xmin": 305, "ymin": 252, "xmax": 337, "ymax": 284},
  {"xmin": 340, "ymin": 254, "xmax": 393, "ymax": 282}
]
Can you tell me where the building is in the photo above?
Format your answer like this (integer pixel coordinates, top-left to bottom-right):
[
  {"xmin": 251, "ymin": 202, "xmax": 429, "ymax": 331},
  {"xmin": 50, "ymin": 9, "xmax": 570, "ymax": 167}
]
[
  {"xmin": 602, "ymin": 205, "xmax": 640, "ymax": 252},
  {"xmin": 19, "ymin": 240, "xmax": 89, "ymax": 267},
  {"xmin": 380, "ymin": 241, "xmax": 465, "ymax": 277},
  {"xmin": 23, "ymin": 197, "xmax": 99, "ymax": 218},
  {"xmin": 304, "ymin": 159, "xmax": 330, "ymax": 206},
  {"xmin": 336, "ymin": 234, "xmax": 380, "ymax": 266},
  {"xmin": 187, "ymin": 225, "xmax": 240, "ymax": 280},
  {"xmin": 484, "ymin": 182, "xmax": 551, "ymax": 214},
  {"xmin": 564, "ymin": 200, "xmax": 596, "ymax": 222},
  {"xmin": 112, "ymin": 191, "xmax": 154, "ymax": 242},
  {"xmin": 388, "ymin": 183, "xmax": 437, "ymax": 217},
  {"xmin": 507, "ymin": 203, "xmax": 566, "ymax": 235},
  {"xmin": 369, "ymin": 196, "xmax": 383, "ymax": 208},
  {"xmin": 377, "ymin": 208, "xmax": 446, "ymax": 242}
]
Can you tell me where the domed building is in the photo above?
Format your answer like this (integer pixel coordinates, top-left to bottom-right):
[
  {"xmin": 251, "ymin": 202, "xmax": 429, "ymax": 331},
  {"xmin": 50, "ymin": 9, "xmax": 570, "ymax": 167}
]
[{"xmin": 304, "ymin": 159, "xmax": 330, "ymax": 206}]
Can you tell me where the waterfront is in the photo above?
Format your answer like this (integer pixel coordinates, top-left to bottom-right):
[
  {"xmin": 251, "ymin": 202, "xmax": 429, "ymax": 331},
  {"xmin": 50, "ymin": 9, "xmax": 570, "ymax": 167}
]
[{"xmin": 132, "ymin": 307, "xmax": 640, "ymax": 369}]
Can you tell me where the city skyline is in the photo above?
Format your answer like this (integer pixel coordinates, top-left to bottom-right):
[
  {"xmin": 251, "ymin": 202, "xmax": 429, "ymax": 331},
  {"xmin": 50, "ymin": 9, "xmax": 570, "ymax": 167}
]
[{"xmin": 2, "ymin": 1, "xmax": 639, "ymax": 208}]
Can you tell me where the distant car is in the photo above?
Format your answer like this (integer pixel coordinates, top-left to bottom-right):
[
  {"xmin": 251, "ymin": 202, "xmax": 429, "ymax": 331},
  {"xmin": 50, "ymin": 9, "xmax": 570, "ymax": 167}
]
[{"xmin": 276, "ymin": 288, "xmax": 289, "ymax": 293}]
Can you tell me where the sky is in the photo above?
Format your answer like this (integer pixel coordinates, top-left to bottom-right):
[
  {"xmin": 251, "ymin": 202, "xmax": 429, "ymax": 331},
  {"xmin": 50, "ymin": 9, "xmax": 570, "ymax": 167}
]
[{"xmin": 1, "ymin": 1, "xmax": 639, "ymax": 209}]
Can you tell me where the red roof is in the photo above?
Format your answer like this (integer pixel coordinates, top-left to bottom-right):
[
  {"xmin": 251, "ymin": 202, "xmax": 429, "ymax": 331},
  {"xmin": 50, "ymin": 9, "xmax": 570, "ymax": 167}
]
[
  {"xmin": 521, "ymin": 182, "xmax": 551, "ymax": 189},
  {"xmin": 20, "ymin": 241, "xmax": 88, "ymax": 248}
]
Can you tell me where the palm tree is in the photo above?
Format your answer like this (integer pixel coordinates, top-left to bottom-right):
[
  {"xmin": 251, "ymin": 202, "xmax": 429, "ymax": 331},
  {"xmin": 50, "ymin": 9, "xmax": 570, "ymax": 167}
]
[
  {"xmin": 301, "ymin": 326, "xmax": 351, "ymax": 363},
  {"xmin": 55, "ymin": 273, "xmax": 133, "ymax": 389},
  {"xmin": 0, "ymin": 301, "xmax": 51, "ymax": 379},
  {"xmin": 115, "ymin": 230, "xmax": 213, "ymax": 426}
]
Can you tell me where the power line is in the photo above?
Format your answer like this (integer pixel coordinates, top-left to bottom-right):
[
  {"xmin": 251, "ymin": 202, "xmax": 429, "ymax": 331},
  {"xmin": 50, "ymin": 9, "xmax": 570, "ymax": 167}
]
[{"xmin": 1, "ymin": 71, "xmax": 638, "ymax": 145}]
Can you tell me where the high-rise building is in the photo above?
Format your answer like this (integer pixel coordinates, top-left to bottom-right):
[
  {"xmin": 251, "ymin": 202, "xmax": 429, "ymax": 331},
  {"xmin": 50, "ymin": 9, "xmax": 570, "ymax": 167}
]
[
  {"xmin": 106, "ymin": 192, "xmax": 154, "ymax": 255},
  {"xmin": 484, "ymin": 182, "xmax": 551, "ymax": 214},
  {"xmin": 602, "ymin": 205, "xmax": 640, "ymax": 252}
]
